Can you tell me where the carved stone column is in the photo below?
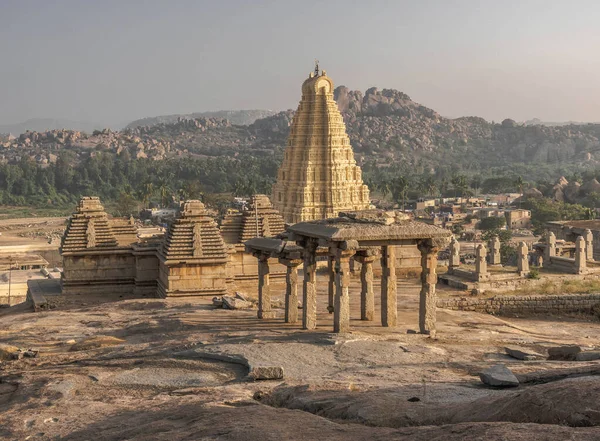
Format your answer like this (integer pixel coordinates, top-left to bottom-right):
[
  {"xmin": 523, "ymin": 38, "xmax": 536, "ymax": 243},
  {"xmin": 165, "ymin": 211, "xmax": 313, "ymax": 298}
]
[
  {"xmin": 418, "ymin": 240, "xmax": 439, "ymax": 335},
  {"xmin": 279, "ymin": 258, "xmax": 302, "ymax": 323},
  {"xmin": 327, "ymin": 255, "xmax": 335, "ymax": 314},
  {"xmin": 544, "ymin": 231, "xmax": 556, "ymax": 266},
  {"xmin": 575, "ymin": 236, "xmax": 587, "ymax": 274},
  {"xmin": 355, "ymin": 251, "xmax": 379, "ymax": 321},
  {"xmin": 475, "ymin": 244, "xmax": 489, "ymax": 281},
  {"xmin": 584, "ymin": 229, "xmax": 594, "ymax": 261},
  {"xmin": 381, "ymin": 245, "xmax": 397, "ymax": 327},
  {"xmin": 257, "ymin": 254, "xmax": 275, "ymax": 319},
  {"xmin": 449, "ymin": 236, "xmax": 460, "ymax": 272},
  {"xmin": 517, "ymin": 241, "xmax": 529, "ymax": 277},
  {"xmin": 333, "ymin": 249, "xmax": 355, "ymax": 333},
  {"xmin": 302, "ymin": 241, "xmax": 318, "ymax": 330},
  {"xmin": 489, "ymin": 236, "xmax": 501, "ymax": 265}
]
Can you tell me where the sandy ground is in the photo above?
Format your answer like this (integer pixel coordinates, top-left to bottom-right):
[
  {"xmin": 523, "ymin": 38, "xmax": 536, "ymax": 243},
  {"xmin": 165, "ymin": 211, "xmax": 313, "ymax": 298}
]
[
  {"xmin": 2, "ymin": 279, "xmax": 600, "ymax": 440},
  {"xmin": 0, "ymin": 216, "xmax": 66, "ymax": 247}
]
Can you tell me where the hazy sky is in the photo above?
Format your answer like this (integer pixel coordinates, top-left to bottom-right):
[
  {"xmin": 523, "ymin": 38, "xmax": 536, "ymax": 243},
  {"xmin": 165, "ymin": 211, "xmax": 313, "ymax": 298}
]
[{"xmin": 2, "ymin": 0, "xmax": 600, "ymax": 126}]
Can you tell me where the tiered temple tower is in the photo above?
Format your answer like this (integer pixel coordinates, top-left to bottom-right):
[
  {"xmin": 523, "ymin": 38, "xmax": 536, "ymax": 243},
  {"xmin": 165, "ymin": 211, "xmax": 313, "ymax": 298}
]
[
  {"xmin": 60, "ymin": 197, "xmax": 137, "ymax": 295},
  {"xmin": 220, "ymin": 194, "xmax": 287, "ymax": 281},
  {"xmin": 272, "ymin": 66, "xmax": 370, "ymax": 224},
  {"xmin": 220, "ymin": 194, "xmax": 286, "ymax": 245},
  {"xmin": 157, "ymin": 200, "xmax": 231, "ymax": 297}
]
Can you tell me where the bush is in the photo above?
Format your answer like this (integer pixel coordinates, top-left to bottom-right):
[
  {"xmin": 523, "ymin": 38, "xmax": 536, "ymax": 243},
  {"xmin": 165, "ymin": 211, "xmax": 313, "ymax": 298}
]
[
  {"xmin": 479, "ymin": 216, "xmax": 506, "ymax": 231},
  {"xmin": 527, "ymin": 268, "xmax": 540, "ymax": 279}
]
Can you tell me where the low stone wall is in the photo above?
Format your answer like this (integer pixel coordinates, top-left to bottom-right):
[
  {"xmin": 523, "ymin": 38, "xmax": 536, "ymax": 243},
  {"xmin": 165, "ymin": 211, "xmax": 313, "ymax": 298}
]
[{"xmin": 437, "ymin": 294, "xmax": 600, "ymax": 315}]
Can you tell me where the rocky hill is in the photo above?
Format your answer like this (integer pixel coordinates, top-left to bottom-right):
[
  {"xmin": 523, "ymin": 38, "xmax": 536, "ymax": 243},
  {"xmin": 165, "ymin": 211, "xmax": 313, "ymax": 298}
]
[
  {"xmin": 3, "ymin": 88, "xmax": 600, "ymax": 172},
  {"xmin": 0, "ymin": 118, "xmax": 105, "ymax": 136},
  {"xmin": 126, "ymin": 109, "xmax": 277, "ymax": 129}
]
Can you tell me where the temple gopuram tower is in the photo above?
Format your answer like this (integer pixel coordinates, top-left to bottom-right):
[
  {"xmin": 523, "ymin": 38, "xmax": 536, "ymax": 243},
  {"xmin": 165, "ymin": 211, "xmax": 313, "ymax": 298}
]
[{"xmin": 272, "ymin": 65, "xmax": 370, "ymax": 224}]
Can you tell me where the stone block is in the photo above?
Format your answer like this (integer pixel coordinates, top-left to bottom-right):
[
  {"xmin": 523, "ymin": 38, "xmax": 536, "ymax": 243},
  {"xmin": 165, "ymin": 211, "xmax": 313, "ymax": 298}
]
[
  {"xmin": 248, "ymin": 366, "xmax": 284, "ymax": 381},
  {"xmin": 547, "ymin": 345, "xmax": 582, "ymax": 361},
  {"xmin": 575, "ymin": 351, "xmax": 600, "ymax": 361},
  {"xmin": 479, "ymin": 364, "xmax": 519, "ymax": 387},
  {"xmin": 505, "ymin": 347, "xmax": 542, "ymax": 361}
]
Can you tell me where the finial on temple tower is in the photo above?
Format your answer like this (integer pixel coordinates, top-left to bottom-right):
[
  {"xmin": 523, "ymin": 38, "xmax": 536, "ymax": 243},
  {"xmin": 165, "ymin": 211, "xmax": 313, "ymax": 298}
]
[{"xmin": 314, "ymin": 59, "xmax": 319, "ymax": 77}]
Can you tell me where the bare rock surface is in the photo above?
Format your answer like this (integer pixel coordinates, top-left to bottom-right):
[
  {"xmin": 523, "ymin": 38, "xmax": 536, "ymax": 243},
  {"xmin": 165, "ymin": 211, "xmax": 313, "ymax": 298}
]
[{"xmin": 2, "ymin": 280, "xmax": 600, "ymax": 439}]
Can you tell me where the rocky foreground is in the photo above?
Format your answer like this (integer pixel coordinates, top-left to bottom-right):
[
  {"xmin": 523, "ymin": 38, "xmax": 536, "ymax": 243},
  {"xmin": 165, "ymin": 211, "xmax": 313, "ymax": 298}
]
[{"xmin": 2, "ymin": 280, "xmax": 600, "ymax": 440}]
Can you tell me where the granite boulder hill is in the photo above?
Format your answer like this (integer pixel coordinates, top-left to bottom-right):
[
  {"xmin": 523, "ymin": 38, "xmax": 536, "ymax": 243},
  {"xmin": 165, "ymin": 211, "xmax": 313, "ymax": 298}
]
[{"xmin": 3, "ymin": 87, "xmax": 600, "ymax": 170}]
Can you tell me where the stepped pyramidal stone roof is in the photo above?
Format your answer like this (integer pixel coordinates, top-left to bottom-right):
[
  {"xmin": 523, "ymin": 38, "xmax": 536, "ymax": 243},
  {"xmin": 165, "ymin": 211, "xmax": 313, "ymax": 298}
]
[
  {"xmin": 221, "ymin": 194, "xmax": 285, "ymax": 244},
  {"xmin": 272, "ymin": 67, "xmax": 371, "ymax": 224},
  {"xmin": 161, "ymin": 200, "xmax": 228, "ymax": 263},
  {"xmin": 61, "ymin": 197, "xmax": 120, "ymax": 253}
]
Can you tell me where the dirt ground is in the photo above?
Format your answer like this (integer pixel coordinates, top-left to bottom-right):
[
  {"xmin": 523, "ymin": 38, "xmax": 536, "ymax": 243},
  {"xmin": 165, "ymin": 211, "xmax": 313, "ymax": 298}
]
[
  {"xmin": 0, "ymin": 216, "xmax": 66, "ymax": 247},
  {"xmin": 2, "ymin": 279, "xmax": 600, "ymax": 440}
]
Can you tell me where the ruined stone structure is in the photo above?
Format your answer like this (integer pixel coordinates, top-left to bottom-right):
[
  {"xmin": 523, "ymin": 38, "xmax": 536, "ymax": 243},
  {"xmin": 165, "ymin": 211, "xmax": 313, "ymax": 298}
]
[
  {"xmin": 547, "ymin": 220, "xmax": 600, "ymax": 260},
  {"xmin": 517, "ymin": 242, "xmax": 529, "ymax": 277},
  {"xmin": 61, "ymin": 197, "xmax": 138, "ymax": 295},
  {"xmin": 449, "ymin": 236, "xmax": 460, "ymax": 271},
  {"xmin": 157, "ymin": 200, "xmax": 231, "ymax": 298},
  {"xmin": 271, "ymin": 67, "xmax": 370, "ymax": 224},
  {"xmin": 220, "ymin": 194, "xmax": 286, "ymax": 281},
  {"xmin": 489, "ymin": 236, "xmax": 501, "ymax": 265},
  {"xmin": 475, "ymin": 244, "xmax": 489, "ymax": 281},
  {"xmin": 246, "ymin": 210, "xmax": 451, "ymax": 334},
  {"xmin": 60, "ymin": 197, "xmax": 234, "ymax": 299}
]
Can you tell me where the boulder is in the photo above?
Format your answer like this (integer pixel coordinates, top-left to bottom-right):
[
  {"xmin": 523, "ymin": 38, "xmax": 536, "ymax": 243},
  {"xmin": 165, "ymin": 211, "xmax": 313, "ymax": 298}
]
[
  {"xmin": 548, "ymin": 345, "xmax": 582, "ymax": 361},
  {"xmin": 222, "ymin": 295, "xmax": 253, "ymax": 310},
  {"xmin": 479, "ymin": 364, "xmax": 519, "ymax": 387},
  {"xmin": 505, "ymin": 347, "xmax": 543, "ymax": 361},
  {"xmin": 249, "ymin": 366, "xmax": 284, "ymax": 381},
  {"xmin": 0, "ymin": 344, "xmax": 20, "ymax": 361}
]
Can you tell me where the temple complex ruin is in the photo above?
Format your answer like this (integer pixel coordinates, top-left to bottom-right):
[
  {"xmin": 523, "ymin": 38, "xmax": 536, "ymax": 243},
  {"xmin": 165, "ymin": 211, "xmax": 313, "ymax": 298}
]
[
  {"xmin": 220, "ymin": 194, "xmax": 286, "ymax": 281},
  {"xmin": 271, "ymin": 66, "xmax": 371, "ymax": 224},
  {"xmin": 60, "ymin": 197, "xmax": 138, "ymax": 295},
  {"xmin": 246, "ymin": 210, "xmax": 451, "ymax": 334},
  {"xmin": 157, "ymin": 200, "xmax": 231, "ymax": 298}
]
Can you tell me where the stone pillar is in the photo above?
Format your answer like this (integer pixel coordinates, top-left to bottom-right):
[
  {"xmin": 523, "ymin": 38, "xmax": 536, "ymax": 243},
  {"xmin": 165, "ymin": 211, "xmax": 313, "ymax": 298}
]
[
  {"xmin": 327, "ymin": 255, "xmax": 335, "ymax": 314},
  {"xmin": 544, "ymin": 231, "xmax": 556, "ymax": 265},
  {"xmin": 517, "ymin": 242, "xmax": 529, "ymax": 277},
  {"xmin": 356, "ymin": 252, "xmax": 378, "ymax": 321},
  {"xmin": 476, "ymin": 244, "xmax": 488, "ymax": 281},
  {"xmin": 257, "ymin": 254, "xmax": 275, "ymax": 319},
  {"xmin": 418, "ymin": 241, "xmax": 439, "ymax": 335},
  {"xmin": 381, "ymin": 245, "xmax": 397, "ymax": 327},
  {"xmin": 575, "ymin": 236, "xmax": 587, "ymax": 274},
  {"xmin": 302, "ymin": 241, "xmax": 318, "ymax": 330},
  {"xmin": 489, "ymin": 236, "xmax": 501, "ymax": 265},
  {"xmin": 280, "ymin": 258, "xmax": 302, "ymax": 324},
  {"xmin": 449, "ymin": 236, "xmax": 460, "ymax": 272},
  {"xmin": 333, "ymin": 249, "xmax": 355, "ymax": 333},
  {"xmin": 584, "ymin": 229, "xmax": 594, "ymax": 261}
]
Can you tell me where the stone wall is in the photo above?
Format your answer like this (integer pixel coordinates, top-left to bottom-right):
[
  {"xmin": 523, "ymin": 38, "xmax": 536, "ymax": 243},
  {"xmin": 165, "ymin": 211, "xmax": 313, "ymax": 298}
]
[
  {"xmin": 437, "ymin": 294, "xmax": 600, "ymax": 315},
  {"xmin": 229, "ymin": 244, "xmax": 287, "ymax": 281},
  {"xmin": 61, "ymin": 251, "xmax": 136, "ymax": 295}
]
